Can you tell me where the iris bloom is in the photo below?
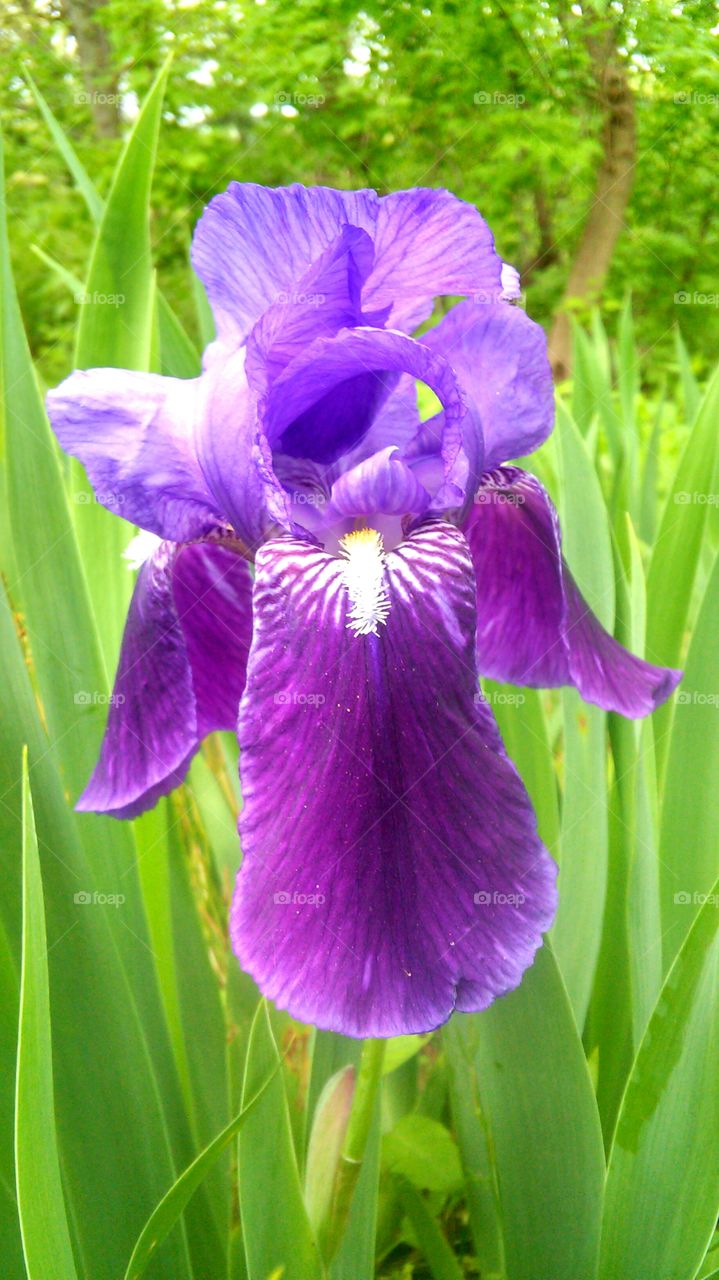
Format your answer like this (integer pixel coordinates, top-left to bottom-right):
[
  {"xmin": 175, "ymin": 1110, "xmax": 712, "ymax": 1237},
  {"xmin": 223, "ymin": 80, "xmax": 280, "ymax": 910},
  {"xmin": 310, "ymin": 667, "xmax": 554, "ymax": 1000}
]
[{"xmin": 47, "ymin": 184, "xmax": 680, "ymax": 1037}]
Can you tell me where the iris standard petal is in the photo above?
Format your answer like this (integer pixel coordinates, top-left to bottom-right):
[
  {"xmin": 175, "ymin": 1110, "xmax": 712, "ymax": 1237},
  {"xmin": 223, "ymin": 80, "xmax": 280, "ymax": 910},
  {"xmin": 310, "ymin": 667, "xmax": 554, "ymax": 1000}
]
[
  {"xmin": 46, "ymin": 369, "xmax": 223, "ymax": 542},
  {"xmin": 363, "ymin": 188, "xmax": 504, "ymax": 332},
  {"xmin": 422, "ymin": 300, "xmax": 554, "ymax": 470},
  {"xmin": 465, "ymin": 467, "xmax": 682, "ymax": 716},
  {"xmin": 191, "ymin": 183, "xmax": 380, "ymax": 343},
  {"xmin": 245, "ymin": 224, "xmax": 377, "ymax": 387},
  {"xmin": 78, "ymin": 539, "xmax": 252, "ymax": 819},
  {"xmin": 191, "ymin": 183, "xmax": 505, "ymax": 346},
  {"xmin": 230, "ymin": 521, "xmax": 557, "ymax": 1038},
  {"xmin": 265, "ymin": 326, "xmax": 471, "ymax": 480}
]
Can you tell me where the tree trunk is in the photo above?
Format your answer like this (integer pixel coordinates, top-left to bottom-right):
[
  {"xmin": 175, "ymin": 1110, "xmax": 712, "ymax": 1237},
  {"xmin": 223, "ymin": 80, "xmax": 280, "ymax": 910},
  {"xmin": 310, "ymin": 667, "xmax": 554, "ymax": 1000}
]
[
  {"xmin": 523, "ymin": 184, "xmax": 560, "ymax": 287},
  {"xmin": 64, "ymin": 0, "xmax": 121, "ymax": 138},
  {"xmin": 548, "ymin": 30, "xmax": 636, "ymax": 380}
]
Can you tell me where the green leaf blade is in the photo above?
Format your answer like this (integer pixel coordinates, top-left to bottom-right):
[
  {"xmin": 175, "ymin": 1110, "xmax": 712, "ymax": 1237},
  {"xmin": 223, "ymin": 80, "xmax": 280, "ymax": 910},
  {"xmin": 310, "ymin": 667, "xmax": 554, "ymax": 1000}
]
[{"xmin": 15, "ymin": 751, "xmax": 79, "ymax": 1280}]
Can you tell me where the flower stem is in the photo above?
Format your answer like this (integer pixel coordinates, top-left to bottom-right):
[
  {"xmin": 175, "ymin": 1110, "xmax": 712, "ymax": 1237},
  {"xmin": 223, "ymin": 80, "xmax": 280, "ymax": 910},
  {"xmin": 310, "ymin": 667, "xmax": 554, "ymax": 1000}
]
[{"xmin": 319, "ymin": 1037, "xmax": 386, "ymax": 1264}]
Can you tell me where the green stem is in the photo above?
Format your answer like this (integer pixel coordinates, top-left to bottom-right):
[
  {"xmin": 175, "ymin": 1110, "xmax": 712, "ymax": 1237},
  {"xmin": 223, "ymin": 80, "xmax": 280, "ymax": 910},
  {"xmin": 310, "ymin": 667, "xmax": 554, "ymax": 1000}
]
[{"xmin": 319, "ymin": 1038, "xmax": 386, "ymax": 1264}]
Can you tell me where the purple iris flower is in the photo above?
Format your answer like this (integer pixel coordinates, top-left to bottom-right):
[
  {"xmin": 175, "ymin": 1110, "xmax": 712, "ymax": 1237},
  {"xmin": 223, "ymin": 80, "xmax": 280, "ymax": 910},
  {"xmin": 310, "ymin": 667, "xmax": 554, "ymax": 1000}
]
[{"xmin": 47, "ymin": 184, "xmax": 680, "ymax": 1038}]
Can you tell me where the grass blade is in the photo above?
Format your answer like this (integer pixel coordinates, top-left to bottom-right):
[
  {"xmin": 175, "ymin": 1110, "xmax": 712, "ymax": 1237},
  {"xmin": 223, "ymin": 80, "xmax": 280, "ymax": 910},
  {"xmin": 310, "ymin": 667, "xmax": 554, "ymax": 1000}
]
[
  {"xmin": 15, "ymin": 750, "xmax": 79, "ymax": 1280},
  {"xmin": 659, "ymin": 547, "xmax": 719, "ymax": 970},
  {"xmin": 239, "ymin": 1002, "xmax": 323, "ymax": 1280},
  {"xmin": 599, "ymin": 875, "xmax": 719, "ymax": 1280},
  {"xmin": 453, "ymin": 944, "xmax": 605, "ymax": 1280},
  {"xmin": 396, "ymin": 1183, "xmax": 463, "ymax": 1280},
  {"xmin": 124, "ymin": 1054, "xmax": 283, "ymax": 1280}
]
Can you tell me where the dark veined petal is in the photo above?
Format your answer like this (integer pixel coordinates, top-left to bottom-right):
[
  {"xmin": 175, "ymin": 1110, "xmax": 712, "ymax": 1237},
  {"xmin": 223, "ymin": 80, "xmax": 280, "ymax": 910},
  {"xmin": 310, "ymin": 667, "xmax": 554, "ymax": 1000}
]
[
  {"xmin": 191, "ymin": 184, "xmax": 380, "ymax": 343},
  {"xmin": 46, "ymin": 369, "xmax": 223, "ymax": 542},
  {"xmin": 465, "ymin": 468, "xmax": 682, "ymax": 716},
  {"xmin": 230, "ymin": 521, "xmax": 556, "ymax": 1038},
  {"xmin": 363, "ymin": 188, "xmax": 504, "ymax": 332},
  {"xmin": 422, "ymin": 299, "xmax": 554, "ymax": 471},
  {"xmin": 78, "ymin": 539, "xmax": 252, "ymax": 819}
]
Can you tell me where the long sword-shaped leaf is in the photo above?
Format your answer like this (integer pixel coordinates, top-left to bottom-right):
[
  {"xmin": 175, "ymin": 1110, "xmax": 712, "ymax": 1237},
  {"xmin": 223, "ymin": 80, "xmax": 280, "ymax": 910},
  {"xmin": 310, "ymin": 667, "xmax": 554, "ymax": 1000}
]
[
  {"xmin": 647, "ymin": 364, "xmax": 719, "ymax": 778},
  {"xmin": 2, "ymin": 139, "xmax": 197, "ymax": 1276},
  {"xmin": 659, "ymin": 547, "xmax": 719, "ymax": 971},
  {"xmin": 71, "ymin": 61, "xmax": 169, "ymax": 665},
  {"xmin": 15, "ymin": 751, "xmax": 79, "ymax": 1280},
  {"xmin": 599, "ymin": 875, "xmax": 719, "ymax": 1280},
  {"xmin": 27, "ymin": 73, "xmax": 200, "ymax": 381},
  {"xmin": 124, "ymin": 1054, "xmax": 283, "ymax": 1280},
  {"xmin": 447, "ymin": 944, "xmax": 605, "ymax": 1280},
  {"xmin": 552, "ymin": 403, "xmax": 612, "ymax": 1026},
  {"xmin": 239, "ymin": 1002, "xmax": 323, "ymax": 1280},
  {"xmin": 0, "ymin": 588, "xmax": 194, "ymax": 1280}
]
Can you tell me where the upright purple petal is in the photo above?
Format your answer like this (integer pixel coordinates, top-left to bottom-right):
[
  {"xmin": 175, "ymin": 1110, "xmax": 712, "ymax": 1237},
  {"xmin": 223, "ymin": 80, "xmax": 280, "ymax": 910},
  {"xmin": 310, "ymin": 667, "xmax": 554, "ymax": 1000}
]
[
  {"xmin": 245, "ymin": 225, "xmax": 376, "ymax": 387},
  {"xmin": 363, "ymin": 189, "xmax": 504, "ymax": 331},
  {"xmin": 265, "ymin": 327, "xmax": 472, "ymax": 486},
  {"xmin": 78, "ymin": 539, "xmax": 252, "ymax": 819},
  {"xmin": 191, "ymin": 183, "xmax": 380, "ymax": 343},
  {"xmin": 191, "ymin": 183, "xmax": 506, "ymax": 347},
  {"xmin": 231, "ymin": 522, "xmax": 556, "ymax": 1037},
  {"xmin": 46, "ymin": 369, "xmax": 223, "ymax": 542},
  {"xmin": 422, "ymin": 300, "xmax": 554, "ymax": 470},
  {"xmin": 464, "ymin": 468, "xmax": 682, "ymax": 716}
]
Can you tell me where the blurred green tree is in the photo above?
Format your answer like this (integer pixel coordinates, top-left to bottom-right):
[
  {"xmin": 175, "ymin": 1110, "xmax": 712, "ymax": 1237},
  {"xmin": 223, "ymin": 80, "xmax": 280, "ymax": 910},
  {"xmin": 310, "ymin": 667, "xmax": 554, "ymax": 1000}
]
[{"xmin": 2, "ymin": 0, "xmax": 717, "ymax": 382}]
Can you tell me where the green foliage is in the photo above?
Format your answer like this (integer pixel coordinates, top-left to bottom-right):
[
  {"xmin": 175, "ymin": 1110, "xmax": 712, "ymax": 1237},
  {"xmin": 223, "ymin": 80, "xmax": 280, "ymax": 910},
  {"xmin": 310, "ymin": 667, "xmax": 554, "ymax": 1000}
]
[{"xmin": 3, "ymin": 0, "xmax": 718, "ymax": 385}]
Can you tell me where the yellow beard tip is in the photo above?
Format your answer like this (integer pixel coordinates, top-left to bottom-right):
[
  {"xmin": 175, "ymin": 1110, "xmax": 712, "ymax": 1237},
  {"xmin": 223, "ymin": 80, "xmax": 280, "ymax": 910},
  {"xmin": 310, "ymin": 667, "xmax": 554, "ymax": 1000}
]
[{"xmin": 339, "ymin": 527, "xmax": 385, "ymax": 556}]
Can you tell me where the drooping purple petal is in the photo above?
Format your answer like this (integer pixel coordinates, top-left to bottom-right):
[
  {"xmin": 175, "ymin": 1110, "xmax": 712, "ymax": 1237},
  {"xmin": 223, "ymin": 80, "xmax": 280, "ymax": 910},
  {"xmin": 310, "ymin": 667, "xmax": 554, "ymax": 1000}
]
[
  {"xmin": 362, "ymin": 189, "xmax": 504, "ymax": 332},
  {"xmin": 78, "ymin": 539, "xmax": 252, "ymax": 819},
  {"xmin": 191, "ymin": 184, "xmax": 380, "ymax": 343},
  {"xmin": 46, "ymin": 369, "xmax": 223, "ymax": 542},
  {"xmin": 464, "ymin": 468, "xmax": 682, "ymax": 716},
  {"xmin": 230, "ymin": 521, "xmax": 556, "ymax": 1037},
  {"xmin": 422, "ymin": 300, "xmax": 554, "ymax": 470}
]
